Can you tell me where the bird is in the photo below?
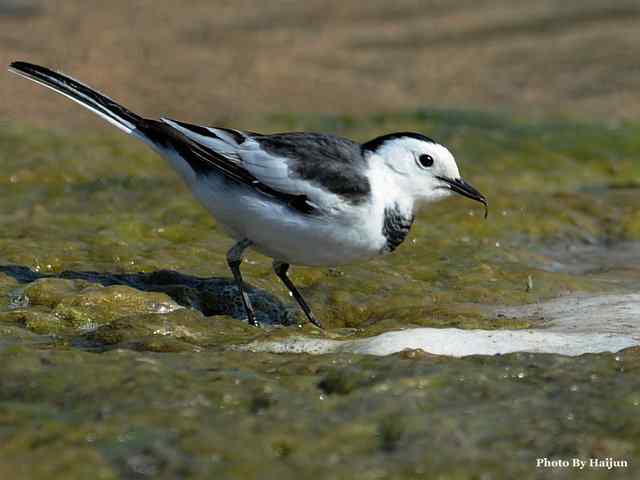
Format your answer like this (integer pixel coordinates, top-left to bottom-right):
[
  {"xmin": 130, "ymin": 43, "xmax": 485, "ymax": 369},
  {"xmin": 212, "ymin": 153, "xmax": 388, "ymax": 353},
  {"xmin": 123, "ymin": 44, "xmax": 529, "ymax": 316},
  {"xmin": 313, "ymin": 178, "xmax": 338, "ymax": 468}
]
[{"xmin": 8, "ymin": 61, "xmax": 487, "ymax": 329}]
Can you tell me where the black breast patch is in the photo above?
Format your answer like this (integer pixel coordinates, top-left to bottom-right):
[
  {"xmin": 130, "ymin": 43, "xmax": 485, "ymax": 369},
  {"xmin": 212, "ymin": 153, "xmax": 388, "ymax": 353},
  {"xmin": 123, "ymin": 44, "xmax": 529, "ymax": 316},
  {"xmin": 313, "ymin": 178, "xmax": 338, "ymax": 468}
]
[{"xmin": 381, "ymin": 204, "xmax": 414, "ymax": 253}]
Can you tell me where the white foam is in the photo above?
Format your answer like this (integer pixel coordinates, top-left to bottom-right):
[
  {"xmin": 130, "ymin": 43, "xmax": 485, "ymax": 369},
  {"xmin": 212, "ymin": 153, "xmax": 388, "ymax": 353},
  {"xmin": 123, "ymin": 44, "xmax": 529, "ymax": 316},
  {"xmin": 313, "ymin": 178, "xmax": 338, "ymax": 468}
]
[
  {"xmin": 243, "ymin": 328, "xmax": 637, "ymax": 357},
  {"xmin": 243, "ymin": 294, "xmax": 640, "ymax": 357}
]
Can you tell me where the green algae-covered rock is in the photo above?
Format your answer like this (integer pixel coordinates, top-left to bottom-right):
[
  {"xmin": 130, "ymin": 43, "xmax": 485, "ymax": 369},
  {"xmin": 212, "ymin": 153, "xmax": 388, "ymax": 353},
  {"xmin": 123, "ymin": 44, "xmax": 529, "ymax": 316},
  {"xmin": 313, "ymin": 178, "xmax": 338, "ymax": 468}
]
[
  {"xmin": 0, "ymin": 309, "xmax": 70, "ymax": 335},
  {"xmin": 6, "ymin": 279, "xmax": 184, "ymax": 333},
  {"xmin": 51, "ymin": 285, "xmax": 181, "ymax": 329},
  {"xmin": 20, "ymin": 310, "xmax": 67, "ymax": 335},
  {"xmin": 90, "ymin": 309, "xmax": 261, "ymax": 352},
  {"xmin": 0, "ymin": 112, "xmax": 639, "ymax": 479},
  {"xmin": 23, "ymin": 278, "xmax": 92, "ymax": 308},
  {"xmin": 55, "ymin": 284, "xmax": 180, "ymax": 316},
  {"xmin": 90, "ymin": 309, "xmax": 208, "ymax": 351}
]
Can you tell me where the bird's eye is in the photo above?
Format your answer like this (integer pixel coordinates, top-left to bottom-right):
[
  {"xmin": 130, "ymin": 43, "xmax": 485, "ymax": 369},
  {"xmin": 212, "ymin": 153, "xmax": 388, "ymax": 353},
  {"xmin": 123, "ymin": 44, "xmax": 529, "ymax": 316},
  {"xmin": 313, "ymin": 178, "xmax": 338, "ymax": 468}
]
[{"xmin": 418, "ymin": 154, "xmax": 434, "ymax": 168}]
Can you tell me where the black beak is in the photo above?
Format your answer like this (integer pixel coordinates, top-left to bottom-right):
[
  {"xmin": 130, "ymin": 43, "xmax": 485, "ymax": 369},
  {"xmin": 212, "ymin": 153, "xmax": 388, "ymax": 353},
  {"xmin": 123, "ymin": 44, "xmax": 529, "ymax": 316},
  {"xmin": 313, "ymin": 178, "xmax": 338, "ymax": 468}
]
[{"xmin": 437, "ymin": 176, "xmax": 488, "ymax": 218}]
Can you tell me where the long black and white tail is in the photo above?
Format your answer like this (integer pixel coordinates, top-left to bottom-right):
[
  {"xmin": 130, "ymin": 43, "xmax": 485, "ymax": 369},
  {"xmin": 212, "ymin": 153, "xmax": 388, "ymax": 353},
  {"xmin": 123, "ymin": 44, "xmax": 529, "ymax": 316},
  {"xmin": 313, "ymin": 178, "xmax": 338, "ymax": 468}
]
[
  {"xmin": 7, "ymin": 61, "xmax": 268, "ymax": 192},
  {"xmin": 8, "ymin": 61, "xmax": 145, "ymax": 137}
]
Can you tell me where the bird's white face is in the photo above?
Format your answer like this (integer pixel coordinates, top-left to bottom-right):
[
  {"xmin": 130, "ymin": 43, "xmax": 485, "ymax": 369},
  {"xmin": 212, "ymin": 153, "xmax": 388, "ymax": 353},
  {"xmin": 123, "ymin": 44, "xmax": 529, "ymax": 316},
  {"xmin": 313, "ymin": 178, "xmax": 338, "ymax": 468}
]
[{"xmin": 367, "ymin": 134, "xmax": 487, "ymax": 215}]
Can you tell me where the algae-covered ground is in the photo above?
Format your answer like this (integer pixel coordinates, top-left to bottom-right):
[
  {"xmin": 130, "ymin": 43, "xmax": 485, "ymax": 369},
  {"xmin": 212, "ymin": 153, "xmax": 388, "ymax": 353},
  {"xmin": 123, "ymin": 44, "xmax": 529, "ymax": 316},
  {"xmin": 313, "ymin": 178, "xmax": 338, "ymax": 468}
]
[{"xmin": 1, "ymin": 110, "xmax": 639, "ymax": 478}]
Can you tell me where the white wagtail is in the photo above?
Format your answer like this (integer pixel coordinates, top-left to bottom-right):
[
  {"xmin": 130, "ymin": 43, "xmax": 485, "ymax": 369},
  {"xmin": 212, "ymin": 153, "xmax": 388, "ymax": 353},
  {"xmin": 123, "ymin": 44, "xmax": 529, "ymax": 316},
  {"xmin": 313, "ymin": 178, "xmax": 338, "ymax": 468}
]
[{"xmin": 8, "ymin": 61, "xmax": 487, "ymax": 329}]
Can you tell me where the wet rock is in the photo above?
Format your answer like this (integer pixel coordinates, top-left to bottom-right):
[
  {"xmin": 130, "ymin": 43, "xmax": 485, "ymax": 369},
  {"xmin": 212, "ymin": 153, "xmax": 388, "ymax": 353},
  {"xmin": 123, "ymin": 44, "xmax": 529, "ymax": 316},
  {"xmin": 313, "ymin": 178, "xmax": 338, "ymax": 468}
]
[
  {"xmin": 0, "ymin": 309, "xmax": 69, "ymax": 335},
  {"xmin": 52, "ymin": 285, "xmax": 181, "ymax": 328},
  {"xmin": 23, "ymin": 278, "xmax": 91, "ymax": 308},
  {"xmin": 41, "ymin": 270, "xmax": 293, "ymax": 325},
  {"xmin": 91, "ymin": 309, "xmax": 207, "ymax": 347},
  {"xmin": 6, "ymin": 279, "xmax": 186, "ymax": 333},
  {"xmin": 0, "ymin": 272, "xmax": 19, "ymax": 310},
  {"xmin": 19, "ymin": 310, "xmax": 66, "ymax": 335},
  {"xmin": 87, "ymin": 308, "xmax": 256, "ymax": 352},
  {"xmin": 108, "ymin": 270, "xmax": 293, "ymax": 324},
  {"xmin": 199, "ymin": 280, "xmax": 293, "ymax": 325}
]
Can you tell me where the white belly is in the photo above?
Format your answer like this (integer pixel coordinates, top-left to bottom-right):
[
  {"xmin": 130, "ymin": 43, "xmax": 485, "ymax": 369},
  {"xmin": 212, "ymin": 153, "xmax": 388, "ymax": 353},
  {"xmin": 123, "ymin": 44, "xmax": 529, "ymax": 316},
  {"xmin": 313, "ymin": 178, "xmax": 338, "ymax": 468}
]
[{"xmin": 191, "ymin": 175, "xmax": 385, "ymax": 266}]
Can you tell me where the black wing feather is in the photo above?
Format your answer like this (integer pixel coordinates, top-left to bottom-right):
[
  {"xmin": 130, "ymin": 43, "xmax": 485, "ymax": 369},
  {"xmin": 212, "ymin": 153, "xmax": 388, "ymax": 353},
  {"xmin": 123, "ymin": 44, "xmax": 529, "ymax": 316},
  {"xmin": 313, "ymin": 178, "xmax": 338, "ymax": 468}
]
[
  {"xmin": 256, "ymin": 133, "xmax": 371, "ymax": 203},
  {"xmin": 141, "ymin": 121, "xmax": 316, "ymax": 214}
]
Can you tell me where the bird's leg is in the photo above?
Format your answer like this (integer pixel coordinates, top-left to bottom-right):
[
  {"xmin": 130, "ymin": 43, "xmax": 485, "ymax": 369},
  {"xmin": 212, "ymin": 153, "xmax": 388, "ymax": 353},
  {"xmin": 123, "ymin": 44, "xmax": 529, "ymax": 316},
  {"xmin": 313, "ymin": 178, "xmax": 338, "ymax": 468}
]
[
  {"xmin": 273, "ymin": 261, "xmax": 323, "ymax": 329},
  {"xmin": 227, "ymin": 239, "xmax": 258, "ymax": 326}
]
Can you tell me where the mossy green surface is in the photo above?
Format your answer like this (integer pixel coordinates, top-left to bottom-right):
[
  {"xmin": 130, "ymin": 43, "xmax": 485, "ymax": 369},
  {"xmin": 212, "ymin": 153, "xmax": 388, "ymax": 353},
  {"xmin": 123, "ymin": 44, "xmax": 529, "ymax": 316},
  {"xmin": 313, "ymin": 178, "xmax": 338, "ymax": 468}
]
[
  {"xmin": 1, "ymin": 111, "xmax": 639, "ymax": 478},
  {"xmin": 0, "ymin": 345, "xmax": 638, "ymax": 479}
]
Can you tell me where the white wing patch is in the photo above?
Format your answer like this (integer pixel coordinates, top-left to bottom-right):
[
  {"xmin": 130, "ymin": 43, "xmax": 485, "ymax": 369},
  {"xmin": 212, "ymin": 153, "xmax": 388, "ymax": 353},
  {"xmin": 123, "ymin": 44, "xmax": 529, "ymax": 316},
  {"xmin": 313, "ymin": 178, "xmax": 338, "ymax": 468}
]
[
  {"xmin": 161, "ymin": 118, "xmax": 343, "ymax": 211},
  {"xmin": 239, "ymin": 143, "xmax": 341, "ymax": 211},
  {"xmin": 160, "ymin": 118, "xmax": 242, "ymax": 161}
]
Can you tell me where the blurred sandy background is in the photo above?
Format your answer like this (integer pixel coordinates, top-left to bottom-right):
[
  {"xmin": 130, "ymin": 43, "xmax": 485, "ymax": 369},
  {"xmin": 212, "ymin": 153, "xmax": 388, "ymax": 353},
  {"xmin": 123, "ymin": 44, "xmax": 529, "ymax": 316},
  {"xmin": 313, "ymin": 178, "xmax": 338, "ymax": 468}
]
[{"xmin": 1, "ymin": 0, "xmax": 639, "ymax": 130}]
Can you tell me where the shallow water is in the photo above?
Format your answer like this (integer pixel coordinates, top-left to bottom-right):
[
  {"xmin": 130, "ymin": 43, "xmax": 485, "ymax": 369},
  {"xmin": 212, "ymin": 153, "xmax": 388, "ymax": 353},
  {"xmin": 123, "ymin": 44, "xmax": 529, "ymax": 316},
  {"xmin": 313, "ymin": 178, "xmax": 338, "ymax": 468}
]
[
  {"xmin": 243, "ymin": 325, "xmax": 638, "ymax": 357},
  {"xmin": 1, "ymin": 110, "xmax": 639, "ymax": 478}
]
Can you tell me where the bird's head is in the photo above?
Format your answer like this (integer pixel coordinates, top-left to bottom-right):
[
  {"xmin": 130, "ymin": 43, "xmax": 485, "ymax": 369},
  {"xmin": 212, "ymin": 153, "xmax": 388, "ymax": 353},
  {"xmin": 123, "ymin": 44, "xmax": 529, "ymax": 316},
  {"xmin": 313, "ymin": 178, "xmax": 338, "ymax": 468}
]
[{"xmin": 362, "ymin": 132, "xmax": 488, "ymax": 217}]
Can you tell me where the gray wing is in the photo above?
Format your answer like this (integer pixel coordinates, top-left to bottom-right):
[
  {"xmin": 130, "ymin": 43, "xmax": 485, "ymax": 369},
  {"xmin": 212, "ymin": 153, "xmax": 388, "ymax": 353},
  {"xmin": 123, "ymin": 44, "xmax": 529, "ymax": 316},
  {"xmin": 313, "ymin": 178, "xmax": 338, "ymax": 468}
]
[
  {"xmin": 161, "ymin": 118, "xmax": 371, "ymax": 208},
  {"xmin": 253, "ymin": 133, "xmax": 371, "ymax": 203}
]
